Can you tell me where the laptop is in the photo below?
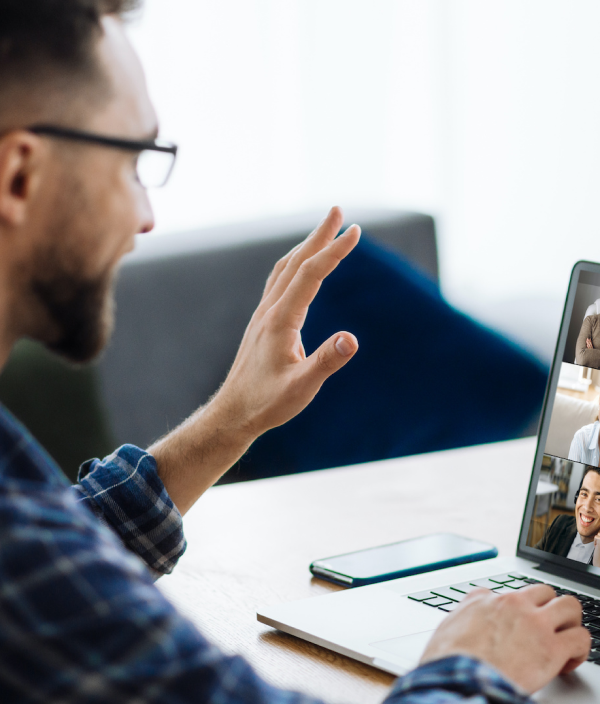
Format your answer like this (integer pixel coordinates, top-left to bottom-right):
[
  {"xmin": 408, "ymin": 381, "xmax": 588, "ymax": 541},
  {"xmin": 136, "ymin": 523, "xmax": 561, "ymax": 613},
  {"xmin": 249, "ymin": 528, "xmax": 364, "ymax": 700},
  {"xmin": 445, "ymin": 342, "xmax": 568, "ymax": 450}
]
[{"xmin": 257, "ymin": 260, "xmax": 600, "ymax": 703}]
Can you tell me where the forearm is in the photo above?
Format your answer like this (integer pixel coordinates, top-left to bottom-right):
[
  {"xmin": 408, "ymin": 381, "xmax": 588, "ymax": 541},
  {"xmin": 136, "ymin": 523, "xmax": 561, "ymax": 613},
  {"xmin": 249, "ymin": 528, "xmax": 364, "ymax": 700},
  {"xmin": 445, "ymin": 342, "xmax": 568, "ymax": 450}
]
[
  {"xmin": 148, "ymin": 391, "xmax": 258, "ymax": 516},
  {"xmin": 576, "ymin": 348, "xmax": 600, "ymax": 366}
]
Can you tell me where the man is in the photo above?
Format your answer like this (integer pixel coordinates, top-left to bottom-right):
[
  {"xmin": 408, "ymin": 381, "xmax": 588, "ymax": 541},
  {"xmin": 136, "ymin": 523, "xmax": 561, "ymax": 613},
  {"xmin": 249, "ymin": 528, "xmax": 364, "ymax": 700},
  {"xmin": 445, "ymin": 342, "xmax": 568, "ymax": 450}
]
[
  {"xmin": 535, "ymin": 465, "xmax": 600, "ymax": 564},
  {"xmin": 0, "ymin": 1, "xmax": 590, "ymax": 702},
  {"xmin": 568, "ymin": 396, "xmax": 600, "ymax": 465}
]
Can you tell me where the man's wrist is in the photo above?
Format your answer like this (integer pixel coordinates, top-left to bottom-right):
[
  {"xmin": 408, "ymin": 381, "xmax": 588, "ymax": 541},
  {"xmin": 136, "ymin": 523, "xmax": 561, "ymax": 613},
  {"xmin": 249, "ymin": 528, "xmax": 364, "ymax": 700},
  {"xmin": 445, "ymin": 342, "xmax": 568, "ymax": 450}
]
[
  {"xmin": 148, "ymin": 386, "xmax": 262, "ymax": 515},
  {"xmin": 203, "ymin": 385, "xmax": 263, "ymax": 448}
]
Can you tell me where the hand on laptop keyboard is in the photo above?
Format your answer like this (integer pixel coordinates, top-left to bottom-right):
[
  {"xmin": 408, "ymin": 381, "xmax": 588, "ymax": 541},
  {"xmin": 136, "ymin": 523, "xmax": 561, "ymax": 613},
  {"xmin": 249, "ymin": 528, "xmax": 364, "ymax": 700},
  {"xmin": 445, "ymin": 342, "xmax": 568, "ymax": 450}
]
[{"xmin": 416, "ymin": 581, "xmax": 590, "ymax": 694}]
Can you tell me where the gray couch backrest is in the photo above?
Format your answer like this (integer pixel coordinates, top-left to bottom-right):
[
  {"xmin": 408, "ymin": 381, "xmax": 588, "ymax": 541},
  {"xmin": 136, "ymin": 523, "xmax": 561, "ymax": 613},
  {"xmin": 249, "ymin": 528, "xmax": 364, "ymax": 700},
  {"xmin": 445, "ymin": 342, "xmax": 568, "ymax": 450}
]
[{"xmin": 98, "ymin": 209, "xmax": 437, "ymax": 450}]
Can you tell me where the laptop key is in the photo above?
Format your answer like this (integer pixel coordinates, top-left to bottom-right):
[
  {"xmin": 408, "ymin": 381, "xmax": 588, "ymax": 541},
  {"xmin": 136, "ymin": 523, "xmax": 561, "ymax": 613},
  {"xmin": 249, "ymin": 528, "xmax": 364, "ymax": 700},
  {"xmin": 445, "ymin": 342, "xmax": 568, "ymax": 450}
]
[
  {"xmin": 451, "ymin": 582, "xmax": 490, "ymax": 594},
  {"xmin": 422, "ymin": 596, "xmax": 453, "ymax": 608},
  {"xmin": 438, "ymin": 602, "xmax": 460, "ymax": 612},
  {"xmin": 508, "ymin": 573, "xmax": 526, "ymax": 580},
  {"xmin": 588, "ymin": 651, "xmax": 600, "ymax": 662},
  {"xmin": 505, "ymin": 579, "xmax": 529, "ymax": 589},
  {"xmin": 469, "ymin": 578, "xmax": 504, "ymax": 590},
  {"xmin": 407, "ymin": 590, "xmax": 437, "ymax": 602},
  {"xmin": 431, "ymin": 587, "xmax": 464, "ymax": 602},
  {"xmin": 489, "ymin": 574, "xmax": 517, "ymax": 584},
  {"xmin": 493, "ymin": 586, "xmax": 520, "ymax": 595}
]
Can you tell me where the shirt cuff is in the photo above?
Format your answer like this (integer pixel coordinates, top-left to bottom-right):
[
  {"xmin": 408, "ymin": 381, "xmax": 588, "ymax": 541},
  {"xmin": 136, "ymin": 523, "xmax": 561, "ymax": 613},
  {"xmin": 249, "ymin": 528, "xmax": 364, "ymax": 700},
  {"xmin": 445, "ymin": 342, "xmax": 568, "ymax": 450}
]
[
  {"xmin": 387, "ymin": 656, "xmax": 533, "ymax": 703},
  {"xmin": 75, "ymin": 444, "xmax": 186, "ymax": 575}
]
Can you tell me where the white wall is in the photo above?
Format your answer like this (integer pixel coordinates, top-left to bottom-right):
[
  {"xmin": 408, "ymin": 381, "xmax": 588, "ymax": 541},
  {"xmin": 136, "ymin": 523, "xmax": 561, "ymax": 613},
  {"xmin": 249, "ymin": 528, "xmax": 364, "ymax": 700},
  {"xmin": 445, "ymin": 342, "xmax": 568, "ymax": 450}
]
[
  {"xmin": 128, "ymin": 0, "xmax": 442, "ymax": 230},
  {"xmin": 128, "ymin": 0, "xmax": 600, "ymax": 356},
  {"xmin": 439, "ymin": 1, "xmax": 600, "ymax": 302}
]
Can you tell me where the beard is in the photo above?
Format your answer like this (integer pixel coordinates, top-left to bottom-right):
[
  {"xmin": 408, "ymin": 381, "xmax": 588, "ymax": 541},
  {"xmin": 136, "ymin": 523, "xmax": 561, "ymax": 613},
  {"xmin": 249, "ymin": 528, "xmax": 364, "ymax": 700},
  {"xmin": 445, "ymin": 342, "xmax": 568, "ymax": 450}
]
[
  {"xmin": 24, "ymin": 163, "xmax": 120, "ymax": 365},
  {"xmin": 32, "ymin": 268, "xmax": 115, "ymax": 364}
]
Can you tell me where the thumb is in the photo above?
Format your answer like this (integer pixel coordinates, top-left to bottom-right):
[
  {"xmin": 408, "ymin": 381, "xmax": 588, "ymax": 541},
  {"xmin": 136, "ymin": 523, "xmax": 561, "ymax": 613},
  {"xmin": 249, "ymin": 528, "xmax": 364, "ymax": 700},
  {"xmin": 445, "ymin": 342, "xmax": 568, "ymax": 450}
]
[{"xmin": 307, "ymin": 332, "xmax": 359, "ymax": 384}]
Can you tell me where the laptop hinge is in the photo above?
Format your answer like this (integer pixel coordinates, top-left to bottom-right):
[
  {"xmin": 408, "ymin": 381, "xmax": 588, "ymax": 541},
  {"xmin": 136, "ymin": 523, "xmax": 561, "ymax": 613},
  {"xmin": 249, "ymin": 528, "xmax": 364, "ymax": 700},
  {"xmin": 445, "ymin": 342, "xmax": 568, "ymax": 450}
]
[{"xmin": 535, "ymin": 561, "xmax": 600, "ymax": 590}]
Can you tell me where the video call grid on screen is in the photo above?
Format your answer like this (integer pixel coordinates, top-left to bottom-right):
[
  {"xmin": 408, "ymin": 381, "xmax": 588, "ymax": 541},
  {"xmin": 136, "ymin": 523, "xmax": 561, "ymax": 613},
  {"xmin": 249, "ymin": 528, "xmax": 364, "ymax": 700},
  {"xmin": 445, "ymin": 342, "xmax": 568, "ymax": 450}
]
[{"xmin": 521, "ymin": 263, "xmax": 600, "ymax": 574}]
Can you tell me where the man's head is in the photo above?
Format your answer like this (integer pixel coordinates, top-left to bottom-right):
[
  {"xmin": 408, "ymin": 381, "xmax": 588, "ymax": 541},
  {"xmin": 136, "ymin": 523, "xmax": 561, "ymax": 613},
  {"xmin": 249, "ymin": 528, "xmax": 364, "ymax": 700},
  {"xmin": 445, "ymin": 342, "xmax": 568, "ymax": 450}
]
[
  {"xmin": 574, "ymin": 465, "xmax": 600, "ymax": 541},
  {"xmin": 0, "ymin": 0, "xmax": 157, "ymax": 364}
]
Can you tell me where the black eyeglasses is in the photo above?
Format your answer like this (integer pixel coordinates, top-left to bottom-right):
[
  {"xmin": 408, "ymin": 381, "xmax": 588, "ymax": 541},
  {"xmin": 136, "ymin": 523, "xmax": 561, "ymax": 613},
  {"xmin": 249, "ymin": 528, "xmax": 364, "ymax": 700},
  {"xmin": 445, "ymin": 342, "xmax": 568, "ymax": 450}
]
[{"xmin": 28, "ymin": 124, "xmax": 178, "ymax": 188}]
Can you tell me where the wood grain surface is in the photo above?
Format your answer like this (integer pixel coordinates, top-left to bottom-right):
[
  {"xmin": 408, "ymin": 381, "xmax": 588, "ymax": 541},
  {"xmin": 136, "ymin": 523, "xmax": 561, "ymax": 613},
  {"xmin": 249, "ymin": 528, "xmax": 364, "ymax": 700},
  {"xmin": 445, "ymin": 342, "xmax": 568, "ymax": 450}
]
[{"xmin": 157, "ymin": 437, "xmax": 537, "ymax": 703}]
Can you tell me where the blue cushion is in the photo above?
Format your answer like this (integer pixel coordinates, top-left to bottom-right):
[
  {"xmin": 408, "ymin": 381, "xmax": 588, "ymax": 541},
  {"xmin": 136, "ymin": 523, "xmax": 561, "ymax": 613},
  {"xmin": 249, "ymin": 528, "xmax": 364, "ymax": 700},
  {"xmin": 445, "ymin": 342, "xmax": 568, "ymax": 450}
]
[{"xmin": 241, "ymin": 236, "xmax": 549, "ymax": 479}]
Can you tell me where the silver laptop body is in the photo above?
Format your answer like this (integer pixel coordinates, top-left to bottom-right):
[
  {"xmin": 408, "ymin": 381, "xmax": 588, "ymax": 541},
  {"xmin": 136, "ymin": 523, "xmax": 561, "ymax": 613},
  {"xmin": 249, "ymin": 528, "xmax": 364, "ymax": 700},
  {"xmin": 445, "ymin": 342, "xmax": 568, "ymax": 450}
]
[{"xmin": 258, "ymin": 260, "xmax": 600, "ymax": 702}]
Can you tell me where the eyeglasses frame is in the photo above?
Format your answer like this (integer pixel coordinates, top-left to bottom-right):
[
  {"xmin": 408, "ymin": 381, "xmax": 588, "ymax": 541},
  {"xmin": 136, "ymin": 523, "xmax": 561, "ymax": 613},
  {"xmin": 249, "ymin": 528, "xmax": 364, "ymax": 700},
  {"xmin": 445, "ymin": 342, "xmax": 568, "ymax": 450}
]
[{"xmin": 27, "ymin": 124, "xmax": 178, "ymax": 186}]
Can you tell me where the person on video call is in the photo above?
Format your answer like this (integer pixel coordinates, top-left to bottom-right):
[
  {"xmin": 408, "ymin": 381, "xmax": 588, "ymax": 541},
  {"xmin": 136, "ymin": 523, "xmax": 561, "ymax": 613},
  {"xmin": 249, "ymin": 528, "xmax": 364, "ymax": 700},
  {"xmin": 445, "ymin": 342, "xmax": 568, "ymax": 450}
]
[
  {"xmin": 0, "ymin": 2, "xmax": 590, "ymax": 702},
  {"xmin": 568, "ymin": 396, "xmax": 600, "ymax": 465},
  {"xmin": 576, "ymin": 313, "xmax": 600, "ymax": 368},
  {"xmin": 535, "ymin": 466, "xmax": 600, "ymax": 566}
]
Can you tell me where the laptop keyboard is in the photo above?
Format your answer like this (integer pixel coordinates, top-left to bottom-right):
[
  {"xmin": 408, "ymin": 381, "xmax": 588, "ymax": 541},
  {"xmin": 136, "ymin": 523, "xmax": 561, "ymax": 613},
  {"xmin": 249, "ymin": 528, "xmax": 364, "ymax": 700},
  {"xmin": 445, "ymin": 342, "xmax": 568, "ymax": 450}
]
[{"xmin": 407, "ymin": 572, "xmax": 600, "ymax": 665}]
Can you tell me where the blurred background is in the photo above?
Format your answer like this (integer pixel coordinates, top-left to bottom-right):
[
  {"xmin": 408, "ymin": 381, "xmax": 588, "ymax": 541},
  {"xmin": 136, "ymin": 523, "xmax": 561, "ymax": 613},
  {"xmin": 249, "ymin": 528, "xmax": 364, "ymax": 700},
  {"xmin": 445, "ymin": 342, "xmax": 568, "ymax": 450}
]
[
  {"xmin": 128, "ymin": 0, "xmax": 600, "ymax": 364},
  {"xmin": 2, "ymin": 0, "xmax": 594, "ymax": 480}
]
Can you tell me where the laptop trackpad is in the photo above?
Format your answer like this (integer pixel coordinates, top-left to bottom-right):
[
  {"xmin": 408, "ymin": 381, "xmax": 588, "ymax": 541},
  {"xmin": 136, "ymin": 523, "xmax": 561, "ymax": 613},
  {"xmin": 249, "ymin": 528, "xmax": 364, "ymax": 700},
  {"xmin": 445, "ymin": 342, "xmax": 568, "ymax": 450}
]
[{"xmin": 371, "ymin": 629, "xmax": 436, "ymax": 662}]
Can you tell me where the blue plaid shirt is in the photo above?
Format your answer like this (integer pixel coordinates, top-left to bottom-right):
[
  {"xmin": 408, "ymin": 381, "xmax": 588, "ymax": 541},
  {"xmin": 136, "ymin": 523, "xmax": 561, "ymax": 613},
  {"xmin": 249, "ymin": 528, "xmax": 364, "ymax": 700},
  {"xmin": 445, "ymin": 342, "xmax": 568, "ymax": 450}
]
[{"xmin": 0, "ymin": 403, "xmax": 533, "ymax": 703}]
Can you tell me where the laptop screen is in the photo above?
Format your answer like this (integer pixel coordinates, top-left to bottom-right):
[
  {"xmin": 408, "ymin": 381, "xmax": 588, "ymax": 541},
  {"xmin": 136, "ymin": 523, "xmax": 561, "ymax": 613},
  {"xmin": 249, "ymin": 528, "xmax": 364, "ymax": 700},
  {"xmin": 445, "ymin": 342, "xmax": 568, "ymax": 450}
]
[{"xmin": 519, "ymin": 262, "xmax": 600, "ymax": 578}]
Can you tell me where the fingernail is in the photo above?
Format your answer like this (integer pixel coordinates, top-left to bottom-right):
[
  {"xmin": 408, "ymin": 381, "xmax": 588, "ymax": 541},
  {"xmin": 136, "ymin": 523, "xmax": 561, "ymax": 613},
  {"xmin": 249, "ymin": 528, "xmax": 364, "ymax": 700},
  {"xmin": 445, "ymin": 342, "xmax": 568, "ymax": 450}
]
[
  {"xmin": 335, "ymin": 336, "xmax": 353, "ymax": 356},
  {"xmin": 344, "ymin": 224, "xmax": 361, "ymax": 237}
]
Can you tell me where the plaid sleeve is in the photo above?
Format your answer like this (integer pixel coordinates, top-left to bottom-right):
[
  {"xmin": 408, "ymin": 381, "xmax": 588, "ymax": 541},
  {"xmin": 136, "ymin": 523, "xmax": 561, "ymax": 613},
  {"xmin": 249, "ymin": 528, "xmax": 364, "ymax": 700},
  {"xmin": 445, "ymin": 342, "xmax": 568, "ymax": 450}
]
[
  {"xmin": 0, "ymin": 486, "xmax": 327, "ymax": 704},
  {"xmin": 71, "ymin": 444, "xmax": 185, "ymax": 575},
  {"xmin": 385, "ymin": 656, "xmax": 533, "ymax": 704}
]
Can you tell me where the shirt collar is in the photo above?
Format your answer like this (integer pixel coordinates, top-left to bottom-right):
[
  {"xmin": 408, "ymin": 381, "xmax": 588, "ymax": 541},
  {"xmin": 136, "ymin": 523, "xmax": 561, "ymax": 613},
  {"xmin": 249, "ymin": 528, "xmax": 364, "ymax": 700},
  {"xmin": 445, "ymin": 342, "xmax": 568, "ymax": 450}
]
[{"xmin": 573, "ymin": 533, "xmax": 595, "ymax": 549}]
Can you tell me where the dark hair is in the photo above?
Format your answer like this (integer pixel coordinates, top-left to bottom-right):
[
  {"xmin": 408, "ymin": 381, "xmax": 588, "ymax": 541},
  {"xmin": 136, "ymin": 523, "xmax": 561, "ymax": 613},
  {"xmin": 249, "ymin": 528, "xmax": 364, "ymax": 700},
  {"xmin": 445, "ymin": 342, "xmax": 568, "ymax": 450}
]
[
  {"xmin": 0, "ymin": 0, "xmax": 142, "ymax": 89},
  {"xmin": 574, "ymin": 465, "xmax": 600, "ymax": 503}
]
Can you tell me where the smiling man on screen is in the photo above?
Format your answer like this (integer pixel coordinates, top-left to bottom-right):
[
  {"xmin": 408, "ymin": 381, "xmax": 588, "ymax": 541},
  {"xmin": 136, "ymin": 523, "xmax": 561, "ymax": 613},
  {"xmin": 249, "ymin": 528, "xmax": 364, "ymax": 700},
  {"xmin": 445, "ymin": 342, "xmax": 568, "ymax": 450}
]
[
  {"xmin": 536, "ymin": 466, "xmax": 600, "ymax": 565},
  {"xmin": 0, "ymin": 1, "xmax": 590, "ymax": 702}
]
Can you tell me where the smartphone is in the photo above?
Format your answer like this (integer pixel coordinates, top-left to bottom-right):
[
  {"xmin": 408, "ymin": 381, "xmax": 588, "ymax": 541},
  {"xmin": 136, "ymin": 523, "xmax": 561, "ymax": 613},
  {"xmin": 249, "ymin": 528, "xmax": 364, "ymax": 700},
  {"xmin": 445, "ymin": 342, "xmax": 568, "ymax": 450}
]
[{"xmin": 310, "ymin": 533, "xmax": 498, "ymax": 587}]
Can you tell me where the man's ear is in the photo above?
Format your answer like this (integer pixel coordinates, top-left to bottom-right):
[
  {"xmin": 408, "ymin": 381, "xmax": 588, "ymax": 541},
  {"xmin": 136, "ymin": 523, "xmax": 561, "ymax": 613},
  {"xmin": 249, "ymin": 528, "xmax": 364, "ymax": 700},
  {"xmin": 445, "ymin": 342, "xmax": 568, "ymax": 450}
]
[{"xmin": 0, "ymin": 131, "xmax": 45, "ymax": 227}]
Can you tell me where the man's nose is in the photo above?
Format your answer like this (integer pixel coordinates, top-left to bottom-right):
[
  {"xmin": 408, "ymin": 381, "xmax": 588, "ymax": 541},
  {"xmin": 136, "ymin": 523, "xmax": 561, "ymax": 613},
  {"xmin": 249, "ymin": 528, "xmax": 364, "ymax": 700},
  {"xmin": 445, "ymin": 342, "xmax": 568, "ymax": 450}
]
[
  {"xmin": 582, "ymin": 497, "xmax": 596, "ymax": 512},
  {"xmin": 137, "ymin": 188, "xmax": 155, "ymax": 235}
]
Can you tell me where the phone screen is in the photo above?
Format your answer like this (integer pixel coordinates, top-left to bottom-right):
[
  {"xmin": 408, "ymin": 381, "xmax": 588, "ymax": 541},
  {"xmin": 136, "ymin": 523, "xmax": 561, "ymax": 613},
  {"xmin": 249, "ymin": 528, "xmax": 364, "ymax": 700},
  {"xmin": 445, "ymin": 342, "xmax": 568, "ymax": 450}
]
[{"xmin": 312, "ymin": 534, "xmax": 495, "ymax": 580}]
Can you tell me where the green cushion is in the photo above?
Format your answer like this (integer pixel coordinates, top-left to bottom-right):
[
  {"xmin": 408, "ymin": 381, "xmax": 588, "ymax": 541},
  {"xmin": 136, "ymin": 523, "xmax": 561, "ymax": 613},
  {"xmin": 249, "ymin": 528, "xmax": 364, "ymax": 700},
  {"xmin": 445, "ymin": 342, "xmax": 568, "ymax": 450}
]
[{"xmin": 0, "ymin": 340, "xmax": 115, "ymax": 483}]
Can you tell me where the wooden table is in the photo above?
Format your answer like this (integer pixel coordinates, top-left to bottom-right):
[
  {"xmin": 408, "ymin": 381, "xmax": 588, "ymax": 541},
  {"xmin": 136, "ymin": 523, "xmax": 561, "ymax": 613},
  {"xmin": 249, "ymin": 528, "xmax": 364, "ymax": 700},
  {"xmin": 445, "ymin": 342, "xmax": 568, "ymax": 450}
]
[{"xmin": 158, "ymin": 437, "xmax": 537, "ymax": 703}]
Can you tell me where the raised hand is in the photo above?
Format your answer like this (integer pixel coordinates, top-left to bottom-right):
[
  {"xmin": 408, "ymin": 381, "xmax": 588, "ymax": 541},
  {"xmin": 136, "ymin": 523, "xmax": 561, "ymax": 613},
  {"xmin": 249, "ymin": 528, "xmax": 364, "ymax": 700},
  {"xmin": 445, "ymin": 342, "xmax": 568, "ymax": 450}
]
[
  {"xmin": 420, "ymin": 584, "xmax": 590, "ymax": 694},
  {"xmin": 216, "ymin": 206, "xmax": 361, "ymax": 437},
  {"xmin": 150, "ymin": 207, "xmax": 361, "ymax": 514}
]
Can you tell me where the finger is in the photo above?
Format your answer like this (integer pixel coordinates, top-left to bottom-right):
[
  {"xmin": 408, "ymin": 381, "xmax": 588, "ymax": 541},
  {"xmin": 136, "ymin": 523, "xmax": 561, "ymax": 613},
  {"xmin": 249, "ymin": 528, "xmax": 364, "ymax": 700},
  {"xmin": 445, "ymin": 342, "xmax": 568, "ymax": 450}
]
[
  {"xmin": 557, "ymin": 626, "xmax": 591, "ymax": 674},
  {"xmin": 261, "ymin": 242, "xmax": 304, "ymax": 301},
  {"xmin": 304, "ymin": 332, "xmax": 359, "ymax": 386},
  {"xmin": 272, "ymin": 224, "xmax": 361, "ymax": 330},
  {"xmin": 262, "ymin": 207, "xmax": 345, "ymax": 307},
  {"xmin": 461, "ymin": 587, "xmax": 493, "ymax": 604},
  {"xmin": 516, "ymin": 583, "xmax": 557, "ymax": 606},
  {"xmin": 263, "ymin": 207, "xmax": 343, "ymax": 304},
  {"xmin": 541, "ymin": 595, "xmax": 583, "ymax": 631}
]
